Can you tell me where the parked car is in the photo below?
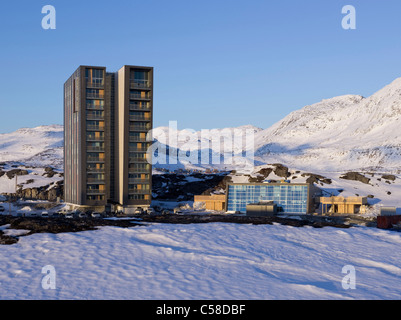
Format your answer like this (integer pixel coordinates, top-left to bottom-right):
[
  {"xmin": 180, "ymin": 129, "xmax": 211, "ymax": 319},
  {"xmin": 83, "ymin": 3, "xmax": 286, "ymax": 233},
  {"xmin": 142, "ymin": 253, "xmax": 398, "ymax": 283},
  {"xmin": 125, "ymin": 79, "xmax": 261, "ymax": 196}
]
[
  {"xmin": 78, "ymin": 212, "xmax": 87, "ymax": 218},
  {"xmin": 41, "ymin": 211, "xmax": 49, "ymax": 218},
  {"xmin": 173, "ymin": 208, "xmax": 183, "ymax": 214},
  {"xmin": 64, "ymin": 213, "xmax": 74, "ymax": 219},
  {"xmin": 91, "ymin": 212, "xmax": 101, "ymax": 218},
  {"xmin": 134, "ymin": 207, "xmax": 143, "ymax": 214},
  {"xmin": 146, "ymin": 207, "xmax": 155, "ymax": 215},
  {"xmin": 29, "ymin": 212, "xmax": 38, "ymax": 217}
]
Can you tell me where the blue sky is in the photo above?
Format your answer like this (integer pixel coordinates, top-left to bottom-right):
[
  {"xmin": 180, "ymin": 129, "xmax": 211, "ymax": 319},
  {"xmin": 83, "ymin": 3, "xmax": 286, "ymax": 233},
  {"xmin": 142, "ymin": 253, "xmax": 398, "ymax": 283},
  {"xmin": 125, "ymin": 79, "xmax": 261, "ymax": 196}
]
[{"xmin": 1, "ymin": 0, "xmax": 401, "ymax": 133}]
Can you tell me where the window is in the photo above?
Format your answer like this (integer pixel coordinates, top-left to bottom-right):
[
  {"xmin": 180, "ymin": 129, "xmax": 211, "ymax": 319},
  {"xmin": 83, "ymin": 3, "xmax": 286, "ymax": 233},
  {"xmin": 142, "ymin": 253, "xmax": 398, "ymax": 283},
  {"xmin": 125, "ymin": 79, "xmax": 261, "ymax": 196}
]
[
  {"xmin": 129, "ymin": 163, "xmax": 150, "ymax": 171},
  {"xmin": 131, "ymin": 70, "xmax": 149, "ymax": 81},
  {"xmin": 86, "ymin": 195, "xmax": 105, "ymax": 201},
  {"xmin": 87, "ymin": 163, "xmax": 104, "ymax": 172},
  {"xmin": 130, "ymin": 90, "xmax": 150, "ymax": 99},
  {"xmin": 86, "ymin": 68, "xmax": 104, "ymax": 87},
  {"xmin": 86, "ymin": 89, "xmax": 104, "ymax": 99},
  {"xmin": 87, "ymin": 131, "xmax": 104, "ymax": 141},
  {"xmin": 87, "ymin": 99, "xmax": 104, "ymax": 109}
]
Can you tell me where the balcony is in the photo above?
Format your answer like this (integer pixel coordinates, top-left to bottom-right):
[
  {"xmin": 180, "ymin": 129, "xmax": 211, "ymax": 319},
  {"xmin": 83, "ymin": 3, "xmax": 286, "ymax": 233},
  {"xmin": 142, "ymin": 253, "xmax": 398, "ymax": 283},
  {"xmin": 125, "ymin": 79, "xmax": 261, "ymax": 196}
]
[
  {"xmin": 87, "ymin": 146, "xmax": 105, "ymax": 152},
  {"xmin": 87, "ymin": 157, "xmax": 105, "ymax": 163},
  {"xmin": 129, "ymin": 137, "xmax": 147, "ymax": 143},
  {"xmin": 128, "ymin": 189, "xmax": 150, "ymax": 195},
  {"xmin": 129, "ymin": 147, "xmax": 148, "ymax": 152},
  {"xmin": 129, "ymin": 157, "xmax": 148, "ymax": 163},
  {"xmin": 87, "ymin": 178, "xmax": 105, "ymax": 184},
  {"xmin": 129, "ymin": 124, "xmax": 151, "ymax": 131},
  {"xmin": 129, "ymin": 168, "xmax": 150, "ymax": 174},
  {"xmin": 130, "ymin": 93, "xmax": 151, "ymax": 100},
  {"xmin": 86, "ymin": 189, "xmax": 105, "ymax": 195},
  {"xmin": 86, "ymin": 114, "xmax": 104, "ymax": 121},
  {"xmin": 129, "ymin": 115, "xmax": 151, "ymax": 121},
  {"xmin": 86, "ymin": 125, "xmax": 105, "ymax": 131},
  {"xmin": 128, "ymin": 178, "xmax": 150, "ymax": 183},
  {"xmin": 130, "ymin": 80, "xmax": 151, "ymax": 89},
  {"xmin": 86, "ymin": 81, "xmax": 104, "ymax": 89},
  {"xmin": 87, "ymin": 136, "xmax": 104, "ymax": 142},
  {"xmin": 87, "ymin": 168, "xmax": 105, "ymax": 173},
  {"xmin": 86, "ymin": 93, "xmax": 104, "ymax": 99},
  {"xmin": 129, "ymin": 104, "xmax": 151, "ymax": 111}
]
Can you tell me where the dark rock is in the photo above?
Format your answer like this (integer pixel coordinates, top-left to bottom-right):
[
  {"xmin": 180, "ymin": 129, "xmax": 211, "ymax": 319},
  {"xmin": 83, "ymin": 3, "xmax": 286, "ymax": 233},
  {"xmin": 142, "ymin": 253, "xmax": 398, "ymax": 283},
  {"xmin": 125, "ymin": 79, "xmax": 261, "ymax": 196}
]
[
  {"xmin": 248, "ymin": 175, "xmax": 265, "ymax": 183},
  {"xmin": 15, "ymin": 181, "xmax": 64, "ymax": 202},
  {"xmin": 0, "ymin": 231, "xmax": 18, "ymax": 245},
  {"xmin": 43, "ymin": 167, "xmax": 57, "ymax": 178},
  {"xmin": 6, "ymin": 169, "xmax": 29, "ymax": 179},
  {"xmin": 152, "ymin": 173, "xmax": 229, "ymax": 200},
  {"xmin": 382, "ymin": 174, "xmax": 396, "ymax": 181},
  {"xmin": 301, "ymin": 173, "xmax": 332, "ymax": 185},
  {"xmin": 340, "ymin": 172, "xmax": 371, "ymax": 184},
  {"xmin": 272, "ymin": 164, "xmax": 290, "ymax": 178},
  {"xmin": 257, "ymin": 168, "xmax": 273, "ymax": 178}
]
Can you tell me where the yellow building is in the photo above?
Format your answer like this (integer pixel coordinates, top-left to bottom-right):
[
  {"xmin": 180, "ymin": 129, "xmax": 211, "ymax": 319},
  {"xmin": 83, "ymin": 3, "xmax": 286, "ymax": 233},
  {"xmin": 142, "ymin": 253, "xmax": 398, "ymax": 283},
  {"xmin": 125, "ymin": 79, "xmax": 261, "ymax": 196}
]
[
  {"xmin": 320, "ymin": 196, "xmax": 368, "ymax": 215},
  {"xmin": 194, "ymin": 194, "xmax": 226, "ymax": 211}
]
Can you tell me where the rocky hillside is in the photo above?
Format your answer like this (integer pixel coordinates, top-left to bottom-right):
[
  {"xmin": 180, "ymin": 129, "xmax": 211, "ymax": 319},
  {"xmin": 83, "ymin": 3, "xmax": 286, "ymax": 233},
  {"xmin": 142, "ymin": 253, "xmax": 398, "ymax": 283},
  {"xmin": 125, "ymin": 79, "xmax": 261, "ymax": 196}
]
[{"xmin": 254, "ymin": 78, "xmax": 401, "ymax": 172}]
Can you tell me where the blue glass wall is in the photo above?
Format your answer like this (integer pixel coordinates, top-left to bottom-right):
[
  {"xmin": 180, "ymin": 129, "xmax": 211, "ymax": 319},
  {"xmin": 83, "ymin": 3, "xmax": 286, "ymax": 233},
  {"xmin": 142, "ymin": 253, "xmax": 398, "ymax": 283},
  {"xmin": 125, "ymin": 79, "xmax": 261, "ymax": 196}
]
[{"xmin": 227, "ymin": 184, "xmax": 309, "ymax": 214}]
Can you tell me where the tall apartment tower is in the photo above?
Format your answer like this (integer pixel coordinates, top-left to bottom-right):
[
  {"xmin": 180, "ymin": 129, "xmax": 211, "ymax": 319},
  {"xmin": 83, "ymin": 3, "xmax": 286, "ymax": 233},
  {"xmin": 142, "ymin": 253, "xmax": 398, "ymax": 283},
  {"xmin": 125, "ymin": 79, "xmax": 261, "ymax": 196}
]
[{"xmin": 64, "ymin": 65, "xmax": 153, "ymax": 213}]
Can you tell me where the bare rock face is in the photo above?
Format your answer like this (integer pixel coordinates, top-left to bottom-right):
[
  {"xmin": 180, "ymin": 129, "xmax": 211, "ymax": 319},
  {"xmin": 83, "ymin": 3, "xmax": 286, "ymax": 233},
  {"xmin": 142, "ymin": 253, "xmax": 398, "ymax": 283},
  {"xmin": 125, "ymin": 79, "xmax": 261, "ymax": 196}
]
[
  {"xmin": 257, "ymin": 168, "xmax": 273, "ymax": 178},
  {"xmin": 272, "ymin": 164, "xmax": 290, "ymax": 178},
  {"xmin": 152, "ymin": 173, "xmax": 229, "ymax": 200},
  {"xmin": 16, "ymin": 181, "xmax": 64, "ymax": 202},
  {"xmin": 6, "ymin": 169, "xmax": 29, "ymax": 179},
  {"xmin": 340, "ymin": 172, "xmax": 371, "ymax": 184},
  {"xmin": 0, "ymin": 231, "xmax": 18, "ymax": 245},
  {"xmin": 43, "ymin": 167, "xmax": 57, "ymax": 178},
  {"xmin": 301, "ymin": 173, "xmax": 332, "ymax": 185},
  {"xmin": 382, "ymin": 174, "xmax": 396, "ymax": 181}
]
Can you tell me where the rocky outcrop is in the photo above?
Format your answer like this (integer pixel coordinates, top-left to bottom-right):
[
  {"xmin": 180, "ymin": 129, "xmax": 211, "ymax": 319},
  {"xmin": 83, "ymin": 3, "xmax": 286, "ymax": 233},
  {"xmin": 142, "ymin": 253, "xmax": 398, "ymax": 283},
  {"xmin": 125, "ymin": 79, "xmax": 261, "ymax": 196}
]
[
  {"xmin": 257, "ymin": 167, "xmax": 273, "ymax": 178},
  {"xmin": 382, "ymin": 174, "xmax": 396, "ymax": 182},
  {"xmin": 152, "ymin": 173, "xmax": 229, "ymax": 200},
  {"xmin": 301, "ymin": 173, "xmax": 332, "ymax": 185},
  {"xmin": 5, "ymin": 169, "xmax": 29, "ymax": 179},
  {"xmin": 13, "ymin": 180, "xmax": 64, "ymax": 201},
  {"xmin": 272, "ymin": 163, "xmax": 290, "ymax": 178},
  {"xmin": 340, "ymin": 172, "xmax": 371, "ymax": 184},
  {"xmin": 43, "ymin": 167, "xmax": 58, "ymax": 178}
]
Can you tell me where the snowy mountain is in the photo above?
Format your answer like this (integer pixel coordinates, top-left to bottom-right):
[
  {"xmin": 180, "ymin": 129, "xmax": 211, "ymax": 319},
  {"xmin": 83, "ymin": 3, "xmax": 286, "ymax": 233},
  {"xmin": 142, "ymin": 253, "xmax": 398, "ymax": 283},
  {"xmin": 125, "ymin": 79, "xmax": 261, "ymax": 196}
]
[
  {"xmin": 0, "ymin": 125, "xmax": 63, "ymax": 169},
  {"xmin": 1, "ymin": 77, "xmax": 401, "ymax": 207},
  {"xmin": 254, "ymin": 78, "xmax": 401, "ymax": 173}
]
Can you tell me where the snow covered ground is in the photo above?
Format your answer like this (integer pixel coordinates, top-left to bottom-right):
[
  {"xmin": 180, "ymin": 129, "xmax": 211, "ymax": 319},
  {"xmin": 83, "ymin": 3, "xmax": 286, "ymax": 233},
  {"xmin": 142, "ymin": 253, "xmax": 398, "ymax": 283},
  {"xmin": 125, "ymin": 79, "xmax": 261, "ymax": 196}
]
[{"xmin": 1, "ymin": 222, "xmax": 401, "ymax": 300}]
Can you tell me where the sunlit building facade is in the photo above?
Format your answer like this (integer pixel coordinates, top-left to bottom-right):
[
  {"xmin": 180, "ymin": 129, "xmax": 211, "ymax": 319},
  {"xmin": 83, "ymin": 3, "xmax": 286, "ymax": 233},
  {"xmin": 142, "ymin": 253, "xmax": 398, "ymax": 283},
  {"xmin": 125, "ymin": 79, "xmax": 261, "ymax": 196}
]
[
  {"xmin": 64, "ymin": 65, "xmax": 153, "ymax": 213},
  {"xmin": 226, "ymin": 183, "xmax": 321, "ymax": 214}
]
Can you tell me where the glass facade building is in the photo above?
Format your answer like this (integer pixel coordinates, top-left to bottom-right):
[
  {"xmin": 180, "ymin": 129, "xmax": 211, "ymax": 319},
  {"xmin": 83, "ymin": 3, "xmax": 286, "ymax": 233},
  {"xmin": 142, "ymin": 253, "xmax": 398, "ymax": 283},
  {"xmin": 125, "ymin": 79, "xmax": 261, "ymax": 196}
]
[{"xmin": 226, "ymin": 183, "xmax": 317, "ymax": 214}]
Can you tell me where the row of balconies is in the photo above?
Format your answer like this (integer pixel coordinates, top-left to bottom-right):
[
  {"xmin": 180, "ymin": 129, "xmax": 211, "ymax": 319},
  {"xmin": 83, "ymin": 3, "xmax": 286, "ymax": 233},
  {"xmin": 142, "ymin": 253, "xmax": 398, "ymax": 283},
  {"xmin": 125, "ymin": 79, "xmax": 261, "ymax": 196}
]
[{"xmin": 86, "ymin": 79, "xmax": 151, "ymax": 89}]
